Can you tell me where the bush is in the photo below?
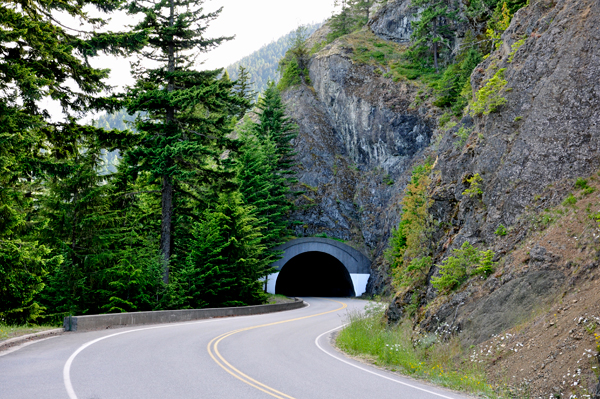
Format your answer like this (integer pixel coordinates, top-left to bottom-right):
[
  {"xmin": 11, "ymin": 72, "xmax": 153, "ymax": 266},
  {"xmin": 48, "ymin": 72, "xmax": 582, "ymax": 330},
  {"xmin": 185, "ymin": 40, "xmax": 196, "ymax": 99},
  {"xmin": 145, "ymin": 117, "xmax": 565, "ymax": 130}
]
[
  {"xmin": 562, "ymin": 193, "xmax": 577, "ymax": 206},
  {"xmin": 463, "ymin": 173, "xmax": 483, "ymax": 198},
  {"xmin": 432, "ymin": 242, "xmax": 496, "ymax": 292},
  {"xmin": 455, "ymin": 126, "xmax": 472, "ymax": 148},
  {"xmin": 469, "ymin": 68, "xmax": 508, "ymax": 116},
  {"xmin": 494, "ymin": 224, "xmax": 507, "ymax": 236}
]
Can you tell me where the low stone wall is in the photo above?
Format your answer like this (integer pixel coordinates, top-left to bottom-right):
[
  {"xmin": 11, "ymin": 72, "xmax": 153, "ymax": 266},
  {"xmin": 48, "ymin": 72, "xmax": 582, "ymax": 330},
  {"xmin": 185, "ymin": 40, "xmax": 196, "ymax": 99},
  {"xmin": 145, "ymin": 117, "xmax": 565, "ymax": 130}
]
[{"xmin": 64, "ymin": 298, "xmax": 305, "ymax": 332}]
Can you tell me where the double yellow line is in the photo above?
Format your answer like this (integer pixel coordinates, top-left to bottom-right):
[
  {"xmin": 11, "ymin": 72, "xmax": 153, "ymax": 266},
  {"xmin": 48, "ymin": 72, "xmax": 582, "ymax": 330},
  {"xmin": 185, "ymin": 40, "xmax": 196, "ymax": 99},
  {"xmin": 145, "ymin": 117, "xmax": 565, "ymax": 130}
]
[{"xmin": 207, "ymin": 299, "xmax": 347, "ymax": 399}]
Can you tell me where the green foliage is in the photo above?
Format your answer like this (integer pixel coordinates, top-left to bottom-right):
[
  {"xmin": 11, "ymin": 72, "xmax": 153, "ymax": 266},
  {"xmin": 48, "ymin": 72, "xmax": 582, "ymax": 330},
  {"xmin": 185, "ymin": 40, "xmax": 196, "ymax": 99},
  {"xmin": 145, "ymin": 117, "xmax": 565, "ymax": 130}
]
[
  {"xmin": 485, "ymin": 2, "xmax": 512, "ymax": 51},
  {"xmin": 277, "ymin": 57, "xmax": 306, "ymax": 91},
  {"xmin": 237, "ymin": 83, "xmax": 298, "ymax": 252},
  {"xmin": 455, "ymin": 126, "xmax": 473, "ymax": 148},
  {"xmin": 434, "ymin": 48, "xmax": 482, "ymax": 114},
  {"xmin": 336, "ymin": 306, "xmax": 496, "ymax": 396},
  {"xmin": 0, "ymin": 0, "xmax": 144, "ymax": 323},
  {"xmin": 432, "ymin": 242, "xmax": 496, "ymax": 292},
  {"xmin": 386, "ymin": 165, "xmax": 433, "ymax": 289},
  {"xmin": 463, "ymin": 173, "xmax": 484, "ymax": 198},
  {"xmin": 470, "ymin": 68, "xmax": 508, "ymax": 116},
  {"xmin": 494, "ymin": 224, "xmax": 507, "ymax": 236},
  {"xmin": 277, "ymin": 26, "xmax": 312, "ymax": 91},
  {"xmin": 508, "ymin": 38, "xmax": 526, "ymax": 63},
  {"xmin": 562, "ymin": 193, "xmax": 577, "ymax": 206},
  {"xmin": 575, "ymin": 178, "xmax": 589, "ymax": 190},
  {"xmin": 328, "ymin": 0, "xmax": 377, "ymax": 42},
  {"xmin": 575, "ymin": 177, "xmax": 596, "ymax": 195},
  {"xmin": 124, "ymin": 0, "xmax": 245, "ymax": 280},
  {"xmin": 225, "ymin": 23, "xmax": 321, "ymax": 95},
  {"xmin": 407, "ymin": 0, "xmax": 458, "ymax": 72},
  {"xmin": 0, "ymin": 0, "xmax": 298, "ymax": 323},
  {"xmin": 181, "ymin": 192, "xmax": 269, "ymax": 308}
]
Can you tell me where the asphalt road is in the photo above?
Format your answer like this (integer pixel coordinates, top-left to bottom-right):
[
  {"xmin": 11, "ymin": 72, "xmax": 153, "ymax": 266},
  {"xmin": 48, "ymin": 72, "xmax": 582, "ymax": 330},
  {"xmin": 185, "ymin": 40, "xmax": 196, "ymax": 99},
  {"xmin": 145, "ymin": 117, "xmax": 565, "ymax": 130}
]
[{"xmin": 0, "ymin": 298, "xmax": 469, "ymax": 399}]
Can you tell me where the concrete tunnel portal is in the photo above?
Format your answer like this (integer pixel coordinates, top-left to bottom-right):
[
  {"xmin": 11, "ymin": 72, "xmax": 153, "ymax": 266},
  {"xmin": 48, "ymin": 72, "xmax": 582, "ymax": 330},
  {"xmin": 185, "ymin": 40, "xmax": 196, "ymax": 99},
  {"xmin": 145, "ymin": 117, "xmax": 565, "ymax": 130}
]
[{"xmin": 265, "ymin": 237, "xmax": 371, "ymax": 297}]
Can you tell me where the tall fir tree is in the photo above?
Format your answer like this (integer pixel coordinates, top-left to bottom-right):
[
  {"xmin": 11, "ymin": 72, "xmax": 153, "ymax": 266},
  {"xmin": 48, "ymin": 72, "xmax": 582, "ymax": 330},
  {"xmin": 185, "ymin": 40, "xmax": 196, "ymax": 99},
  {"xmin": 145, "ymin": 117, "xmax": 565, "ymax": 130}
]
[
  {"xmin": 238, "ymin": 83, "xmax": 298, "ymax": 252},
  {"xmin": 124, "ymin": 0, "xmax": 246, "ymax": 283},
  {"xmin": 232, "ymin": 66, "xmax": 256, "ymax": 118},
  {"xmin": 181, "ymin": 192, "xmax": 269, "ymax": 308},
  {"xmin": 0, "ymin": 0, "xmax": 144, "ymax": 322},
  {"xmin": 408, "ymin": 0, "xmax": 457, "ymax": 72}
]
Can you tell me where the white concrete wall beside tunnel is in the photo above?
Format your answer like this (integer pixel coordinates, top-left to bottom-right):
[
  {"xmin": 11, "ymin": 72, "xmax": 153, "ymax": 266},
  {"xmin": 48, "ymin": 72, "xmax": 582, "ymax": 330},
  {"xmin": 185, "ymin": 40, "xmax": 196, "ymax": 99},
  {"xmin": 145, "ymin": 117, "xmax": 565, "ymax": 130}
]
[
  {"xmin": 350, "ymin": 274, "xmax": 370, "ymax": 297},
  {"xmin": 265, "ymin": 272, "xmax": 279, "ymax": 295}
]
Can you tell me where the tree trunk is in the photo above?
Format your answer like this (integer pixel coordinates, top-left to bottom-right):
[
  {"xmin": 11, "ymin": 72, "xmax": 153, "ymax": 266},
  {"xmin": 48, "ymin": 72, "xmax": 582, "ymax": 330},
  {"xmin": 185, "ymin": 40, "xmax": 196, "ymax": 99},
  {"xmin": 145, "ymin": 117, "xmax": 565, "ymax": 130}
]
[
  {"xmin": 160, "ymin": 0, "xmax": 176, "ymax": 284},
  {"xmin": 160, "ymin": 174, "xmax": 173, "ymax": 284}
]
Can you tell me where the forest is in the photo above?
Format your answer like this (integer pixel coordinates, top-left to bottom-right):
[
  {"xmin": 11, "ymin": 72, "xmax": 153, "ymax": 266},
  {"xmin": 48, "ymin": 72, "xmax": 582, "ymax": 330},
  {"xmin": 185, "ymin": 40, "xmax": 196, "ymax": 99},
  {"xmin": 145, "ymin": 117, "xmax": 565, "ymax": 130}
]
[{"xmin": 0, "ymin": 0, "xmax": 298, "ymax": 324}]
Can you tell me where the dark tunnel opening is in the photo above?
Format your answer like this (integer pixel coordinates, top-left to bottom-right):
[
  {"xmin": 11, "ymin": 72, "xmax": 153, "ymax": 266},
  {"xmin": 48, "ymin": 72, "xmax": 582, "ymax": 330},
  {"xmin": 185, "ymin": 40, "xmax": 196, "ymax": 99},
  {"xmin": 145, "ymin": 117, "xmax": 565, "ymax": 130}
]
[{"xmin": 275, "ymin": 251, "xmax": 356, "ymax": 297}]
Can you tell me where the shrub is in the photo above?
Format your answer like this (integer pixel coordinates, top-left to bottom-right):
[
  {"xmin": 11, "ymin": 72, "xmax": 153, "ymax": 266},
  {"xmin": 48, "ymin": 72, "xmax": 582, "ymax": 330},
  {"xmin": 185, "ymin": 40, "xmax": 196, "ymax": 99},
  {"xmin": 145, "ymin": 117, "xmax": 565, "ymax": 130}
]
[
  {"xmin": 469, "ymin": 68, "xmax": 508, "ymax": 116},
  {"xmin": 463, "ymin": 173, "xmax": 483, "ymax": 198},
  {"xmin": 432, "ymin": 242, "xmax": 496, "ymax": 292},
  {"xmin": 562, "ymin": 193, "xmax": 577, "ymax": 206},
  {"xmin": 494, "ymin": 224, "xmax": 507, "ymax": 236},
  {"xmin": 575, "ymin": 177, "xmax": 596, "ymax": 195},
  {"xmin": 575, "ymin": 178, "xmax": 589, "ymax": 190},
  {"xmin": 455, "ymin": 126, "xmax": 472, "ymax": 148},
  {"xmin": 508, "ymin": 38, "xmax": 526, "ymax": 63}
]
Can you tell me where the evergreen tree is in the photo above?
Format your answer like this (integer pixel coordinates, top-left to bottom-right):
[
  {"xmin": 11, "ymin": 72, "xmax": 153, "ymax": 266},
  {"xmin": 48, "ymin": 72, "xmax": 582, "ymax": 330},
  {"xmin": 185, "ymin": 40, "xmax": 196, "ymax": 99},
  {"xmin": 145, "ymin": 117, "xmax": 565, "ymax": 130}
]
[
  {"xmin": 238, "ymin": 83, "xmax": 298, "ymax": 251},
  {"xmin": 347, "ymin": 0, "xmax": 376, "ymax": 25},
  {"xmin": 277, "ymin": 25, "xmax": 311, "ymax": 90},
  {"xmin": 232, "ymin": 66, "xmax": 256, "ymax": 118},
  {"xmin": 181, "ymin": 192, "xmax": 269, "ymax": 308},
  {"xmin": 408, "ymin": 0, "xmax": 457, "ymax": 72},
  {"xmin": 0, "ymin": 0, "xmax": 144, "ymax": 322},
  {"xmin": 124, "ymin": 0, "xmax": 246, "ymax": 283}
]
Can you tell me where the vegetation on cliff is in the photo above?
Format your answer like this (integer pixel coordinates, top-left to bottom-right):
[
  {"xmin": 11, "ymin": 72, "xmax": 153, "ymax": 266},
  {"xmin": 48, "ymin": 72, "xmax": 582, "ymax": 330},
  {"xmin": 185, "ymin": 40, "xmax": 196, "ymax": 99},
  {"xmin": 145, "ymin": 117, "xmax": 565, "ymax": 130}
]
[{"xmin": 225, "ymin": 23, "xmax": 321, "ymax": 95}]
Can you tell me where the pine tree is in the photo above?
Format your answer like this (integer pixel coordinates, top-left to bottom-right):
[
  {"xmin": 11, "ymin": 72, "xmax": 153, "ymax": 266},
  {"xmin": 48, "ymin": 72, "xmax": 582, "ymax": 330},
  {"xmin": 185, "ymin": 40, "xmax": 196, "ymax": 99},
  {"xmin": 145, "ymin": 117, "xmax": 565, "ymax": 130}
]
[
  {"xmin": 124, "ymin": 0, "xmax": 246, "ymax": 283},
  {"xmin": 238, "ymin": 83, "xmax": 298, "ymax": 252},
  {"xmin": 182, "ymin": 192, "xmax": 269, "ymax": 308},
  {"xmin": 0, "ymin": 0, "xmax": 144, "ymax": 322},
  {"xmin": 408, "ymin": 0, "xmax": 458, "ymax": 72},
  {"xmin": 232, "ymin": 66, "xmax": 256, "ymax": 118}
]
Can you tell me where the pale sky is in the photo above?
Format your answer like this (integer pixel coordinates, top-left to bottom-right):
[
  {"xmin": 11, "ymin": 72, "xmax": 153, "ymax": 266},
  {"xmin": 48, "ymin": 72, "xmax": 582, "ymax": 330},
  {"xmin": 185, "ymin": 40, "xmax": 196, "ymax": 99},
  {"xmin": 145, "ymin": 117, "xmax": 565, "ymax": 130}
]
[{"xmin": 90, "ymin": 0, "xmax": 337, "ymax": 91}]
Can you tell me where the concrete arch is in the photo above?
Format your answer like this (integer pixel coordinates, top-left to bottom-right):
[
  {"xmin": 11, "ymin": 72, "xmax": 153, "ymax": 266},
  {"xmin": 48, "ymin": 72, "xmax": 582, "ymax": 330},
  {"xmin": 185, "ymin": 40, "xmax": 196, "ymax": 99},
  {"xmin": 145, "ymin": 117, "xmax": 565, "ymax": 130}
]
[{"xmin": 265, "ymin": 237, "xmax": 372, "ymax": 297}]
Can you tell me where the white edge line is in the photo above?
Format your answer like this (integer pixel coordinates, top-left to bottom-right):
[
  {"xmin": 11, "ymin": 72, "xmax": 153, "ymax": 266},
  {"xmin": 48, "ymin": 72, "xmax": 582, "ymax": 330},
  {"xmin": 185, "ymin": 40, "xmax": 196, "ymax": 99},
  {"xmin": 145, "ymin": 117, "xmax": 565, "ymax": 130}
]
[
  {"xmin": 64, "ymin": 300, "xmax": 311, "ymax": 399},
  {"xmin": 314, "ymin": 325, "xmax": 460, "ymax": 399}
]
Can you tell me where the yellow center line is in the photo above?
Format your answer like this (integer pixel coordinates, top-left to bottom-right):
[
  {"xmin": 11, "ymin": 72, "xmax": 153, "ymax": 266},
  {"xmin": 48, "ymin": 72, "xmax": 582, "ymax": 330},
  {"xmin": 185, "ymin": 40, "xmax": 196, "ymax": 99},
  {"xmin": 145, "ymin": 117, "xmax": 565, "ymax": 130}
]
[{"xmin": 207, "ymin": 298, "xmax": 348, "ymax": 399}]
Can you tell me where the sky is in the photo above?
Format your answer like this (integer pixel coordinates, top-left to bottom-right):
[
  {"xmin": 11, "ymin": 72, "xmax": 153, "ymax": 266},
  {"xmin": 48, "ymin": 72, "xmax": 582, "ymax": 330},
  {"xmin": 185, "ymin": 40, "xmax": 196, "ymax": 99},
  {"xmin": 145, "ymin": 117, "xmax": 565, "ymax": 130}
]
[{"xmin": 90, "ymin": 0, "xmax": 337, "ymax": 91}]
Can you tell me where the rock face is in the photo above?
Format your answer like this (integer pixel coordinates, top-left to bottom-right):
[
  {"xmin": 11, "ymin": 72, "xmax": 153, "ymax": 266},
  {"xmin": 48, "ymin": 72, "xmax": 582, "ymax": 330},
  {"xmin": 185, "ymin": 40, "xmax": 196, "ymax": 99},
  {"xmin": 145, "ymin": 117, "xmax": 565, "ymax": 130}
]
[
  {"xmin": 283, "ymin": 21, "xmax": 434, "ymax": 292},
  {"xmin": 388, "ymin": 0, "xmax": 600, "ymax": 339},
  {"xmin": 368, "ymin": 0, "xmax": 419, "ymax": 43}
]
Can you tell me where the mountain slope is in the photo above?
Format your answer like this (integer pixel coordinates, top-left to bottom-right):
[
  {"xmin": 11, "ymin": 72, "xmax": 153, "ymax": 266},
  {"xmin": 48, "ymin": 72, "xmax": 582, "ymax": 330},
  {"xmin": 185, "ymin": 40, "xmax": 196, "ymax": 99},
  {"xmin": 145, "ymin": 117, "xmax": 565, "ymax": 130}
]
[
  {"xmin": 281, "ymin": 0, "xmax": 600, "ymax": 396},
  {"xmin": 225, "ymin": 22, "xmax": 322, "ymax": 94}
]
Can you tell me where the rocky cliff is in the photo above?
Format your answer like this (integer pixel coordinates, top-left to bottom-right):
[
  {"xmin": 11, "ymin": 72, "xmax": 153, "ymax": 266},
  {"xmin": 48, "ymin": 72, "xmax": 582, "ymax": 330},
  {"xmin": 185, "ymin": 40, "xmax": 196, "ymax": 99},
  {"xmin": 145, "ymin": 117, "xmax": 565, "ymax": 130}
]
[
  {"xmin": 284, "ymin": 0, "xmax": 600, "ymax": 396},
  {"xmin": 284, "ymin": 19, "xmax": 436, "ymax": 293}
]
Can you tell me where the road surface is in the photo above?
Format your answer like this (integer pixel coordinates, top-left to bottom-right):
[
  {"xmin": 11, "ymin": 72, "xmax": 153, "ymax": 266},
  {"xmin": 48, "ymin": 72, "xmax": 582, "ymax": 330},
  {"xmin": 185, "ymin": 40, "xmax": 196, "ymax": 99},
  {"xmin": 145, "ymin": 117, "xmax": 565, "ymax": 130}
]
[{"xmin": 0, "ymin": 298, "xmax": 469, "ymax": 399}]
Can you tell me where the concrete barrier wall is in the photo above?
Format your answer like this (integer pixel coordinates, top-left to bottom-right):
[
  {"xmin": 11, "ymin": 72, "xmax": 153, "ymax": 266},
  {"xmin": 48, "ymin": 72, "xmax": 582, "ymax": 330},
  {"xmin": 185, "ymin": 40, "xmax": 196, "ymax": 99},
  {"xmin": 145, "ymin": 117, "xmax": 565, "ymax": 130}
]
[{"xmin": 64, "ymin": 298, "xmax": 305, "ymax": 332}]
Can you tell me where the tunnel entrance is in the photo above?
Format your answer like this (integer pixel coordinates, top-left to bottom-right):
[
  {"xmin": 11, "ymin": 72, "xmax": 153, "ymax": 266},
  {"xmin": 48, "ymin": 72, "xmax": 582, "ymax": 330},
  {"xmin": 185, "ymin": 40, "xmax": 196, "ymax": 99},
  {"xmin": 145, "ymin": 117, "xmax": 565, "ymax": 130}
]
[{"xmin": 275, "ymin": 251, "xmax": 356, "ymax": 297}]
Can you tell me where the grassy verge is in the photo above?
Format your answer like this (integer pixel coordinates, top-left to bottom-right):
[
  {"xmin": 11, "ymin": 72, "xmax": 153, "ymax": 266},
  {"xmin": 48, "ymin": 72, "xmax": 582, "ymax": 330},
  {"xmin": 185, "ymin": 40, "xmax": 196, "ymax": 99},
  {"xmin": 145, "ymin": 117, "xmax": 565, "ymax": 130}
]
[
  {"xmin": 336, "ymin": 304, "xmax": 500, "ymax": 398},
  {"xmin": 266, "ymin": 294, "xmax": 296, "ymax": 305},
  {"xmin": 0, "ymin": 323, "xmax": 59, "ymax": 342}
]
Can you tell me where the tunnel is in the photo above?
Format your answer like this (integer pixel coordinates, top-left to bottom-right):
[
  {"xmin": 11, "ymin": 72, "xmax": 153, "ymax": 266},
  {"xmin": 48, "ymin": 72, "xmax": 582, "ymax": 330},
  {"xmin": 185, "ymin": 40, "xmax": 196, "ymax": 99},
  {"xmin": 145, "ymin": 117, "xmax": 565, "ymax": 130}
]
[{"xmin": 274, "ymin": 251, "xmax": 356, "ymax": 297}]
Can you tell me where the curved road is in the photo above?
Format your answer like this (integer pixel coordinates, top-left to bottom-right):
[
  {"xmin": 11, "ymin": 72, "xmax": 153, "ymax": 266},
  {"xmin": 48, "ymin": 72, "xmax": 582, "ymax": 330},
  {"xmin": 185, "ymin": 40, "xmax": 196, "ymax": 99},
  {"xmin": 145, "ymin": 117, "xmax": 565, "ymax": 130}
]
[{"xmin": 0, "ymin": 298, "xmax": 469, "ymax": 399}]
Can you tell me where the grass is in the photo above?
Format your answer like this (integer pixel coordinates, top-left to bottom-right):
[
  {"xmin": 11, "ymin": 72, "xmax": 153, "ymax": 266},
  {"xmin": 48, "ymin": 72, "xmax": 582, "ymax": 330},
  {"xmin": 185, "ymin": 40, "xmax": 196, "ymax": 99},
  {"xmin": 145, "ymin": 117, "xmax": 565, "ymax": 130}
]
[
  {"xmin": 0, "ymin": 323, "xmax": 59, "ymax": 341},
  {"xmin": 336, "ymin": 304, "xmax": 501, "ymax": 397},
  {"xmin": 265, "ymin": 294, "xmax": 295, "ymax": 305}
]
